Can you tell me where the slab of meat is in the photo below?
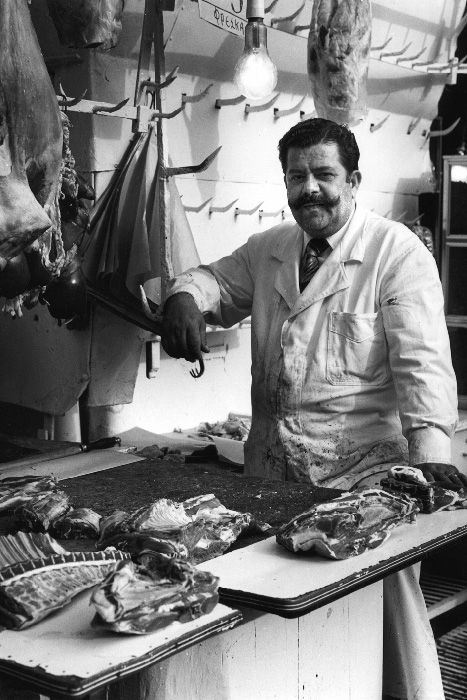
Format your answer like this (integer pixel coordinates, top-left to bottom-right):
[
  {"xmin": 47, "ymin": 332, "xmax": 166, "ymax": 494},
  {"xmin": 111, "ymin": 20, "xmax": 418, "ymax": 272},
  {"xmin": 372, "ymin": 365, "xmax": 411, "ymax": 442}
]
[
  {"xmin": 0, "ymin": 531, "xmax": 129, "ymax": 629},
  {"xmin": 91, "ymin": 555, "xmax": 219, "ymax": 634},
  {"xmin": 15, "ymin": 490, "xmax": 71, "ymax": 532},
  {"xmin": 0, "ymin": 475, "xmax": 58, "ymax": 514},
  {"xmin": 50, "ymin": 507, "xmax": 102, "ymax": 539},
  {"xmin": 307, "ymin": 0, "xmax": 371, "ymax": 125},
  {"xmin": 380, "ymin": 466, "xmax": 459, "ymax": 514},
  {"xmin": 276, "ymin": 488, "xmax": 418, "ymax": 559},
  {"xmin": 0, "ymin": 0, "xmax": 62, "ymax": 269}
]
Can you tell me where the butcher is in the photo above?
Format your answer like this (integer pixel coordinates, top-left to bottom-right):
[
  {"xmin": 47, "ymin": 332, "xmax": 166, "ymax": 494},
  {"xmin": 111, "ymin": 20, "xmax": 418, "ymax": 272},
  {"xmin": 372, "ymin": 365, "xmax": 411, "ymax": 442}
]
[{"xmin": 161, "ymin": 118, "xmax": 465, "ymax": 700}]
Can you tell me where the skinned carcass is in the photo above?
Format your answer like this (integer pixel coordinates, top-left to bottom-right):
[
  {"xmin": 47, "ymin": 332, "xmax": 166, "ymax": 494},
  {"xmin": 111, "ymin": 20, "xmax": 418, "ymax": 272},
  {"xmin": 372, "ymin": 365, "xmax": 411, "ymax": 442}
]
[{"xmin": 0, "ymin": 0, "xmax": 63, "ymax": 291}]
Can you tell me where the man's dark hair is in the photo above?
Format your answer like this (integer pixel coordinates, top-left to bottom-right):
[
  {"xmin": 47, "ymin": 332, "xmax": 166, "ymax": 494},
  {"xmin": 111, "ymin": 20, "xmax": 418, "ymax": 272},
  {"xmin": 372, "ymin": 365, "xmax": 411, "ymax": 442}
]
[{"xmin": 278, "ymin": 118, "xmax": 360, "ymax": 175}]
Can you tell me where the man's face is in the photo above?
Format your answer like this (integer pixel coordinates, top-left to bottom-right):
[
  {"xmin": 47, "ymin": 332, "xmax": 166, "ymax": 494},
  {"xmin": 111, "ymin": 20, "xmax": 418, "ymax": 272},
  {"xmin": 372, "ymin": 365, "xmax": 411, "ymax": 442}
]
[{"xmin": 285, "ymin": 141, "xmax": 361, "ymax": 238}]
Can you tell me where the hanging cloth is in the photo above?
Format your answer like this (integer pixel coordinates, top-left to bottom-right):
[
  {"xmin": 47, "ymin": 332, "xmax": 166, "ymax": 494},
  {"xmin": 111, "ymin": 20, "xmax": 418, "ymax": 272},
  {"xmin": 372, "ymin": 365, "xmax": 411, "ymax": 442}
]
[{"xmin": 83, "ymin": 125, "xmax": 200, "ymax": 309}]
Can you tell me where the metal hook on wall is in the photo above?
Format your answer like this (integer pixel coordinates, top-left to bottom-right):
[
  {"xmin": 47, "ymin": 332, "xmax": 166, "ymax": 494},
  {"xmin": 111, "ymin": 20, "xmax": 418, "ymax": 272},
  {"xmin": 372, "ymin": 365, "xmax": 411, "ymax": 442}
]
[
  {"xmin": 369, "ymin": 114, "xmax": 390, "ymax": 132},
  {"xmin": 150, "ymin": 85, "xmax": 214, "ymax": 121},
  {"xmin": 370, "ymin": 37, "xmax": 392, "ymax": 52},
  {"xmin": 380, "ymin": 41, "xmax": 412, "ymax": 60},
  {"xmin": 427, "ymin": 117, "xmax": 461, "ymax": 139},
  {"xmin": 215, "ymin": 95, "xmax": 246, "ymax": 109},
  {"xmin": 265, "ymin": 0, "xmax": 280, "ymax": 13},
  {"xmin": 137, "ymin": 66, "xmax": 180, "ymax": 102},
  {"xmin": 209, "ymin": 199, "xmax": 239, "ymax": 215},
  {"xmin": 274, "ymin": 96, "xmax": 306, "ymax": 120},
  {"xmin": 293, "ymin": 24, "xmax": 311, "ymax": 34},
  {"xmin": 165, "ymin": 146, "xmax": 222, "ymax": 177},
  {"xmin": 245, "ymin": 94, "xmax": 280, "ymax": 114},
  {"xmin": 300, "ymin": 110, "xmax": 318, "ymax": 121},
  {"xmin": 396, "ymin": 46, "xmax": 427, "ymax": 64},
  {"xmin": 407, "ymin": 117, "xmax": 421, "ymax": 135},
  {"xmin": 269, "ymin": 2, "xmax": 305, "ymax": 26},
  {"xmin": 183, "ymin": 197, "xmax": 213, "ymax": 213},
  {"xmin": 259, "ymin": 205, "xmax": 287, "ymax": 220},
  {"xmin": 235, "ymin": 202, "xmax": 264, "ymax": 218},
  {"xmin": 57, "ymin": 84, "xmax": 88, "ymax": 108},
  {"xmin": 92, "ymin": 97, "xmax": 130, "ymax": 114},
  {"xmin": 182, "ymin": 83, "xmax": 214, "ymax": 106}
]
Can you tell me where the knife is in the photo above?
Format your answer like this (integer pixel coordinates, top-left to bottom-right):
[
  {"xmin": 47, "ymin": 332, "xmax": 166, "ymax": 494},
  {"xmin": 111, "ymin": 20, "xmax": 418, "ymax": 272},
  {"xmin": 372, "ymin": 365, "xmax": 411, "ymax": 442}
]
[{"xmin": 0, "ymin": 436, "xmax": 122, "ymax": 470}]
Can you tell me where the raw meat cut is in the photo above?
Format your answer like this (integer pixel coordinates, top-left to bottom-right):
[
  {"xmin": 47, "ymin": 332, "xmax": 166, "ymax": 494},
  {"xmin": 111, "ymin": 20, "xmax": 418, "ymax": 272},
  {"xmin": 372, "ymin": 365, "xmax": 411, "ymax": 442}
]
[
  {"xmin": 380, "ymin": 466, "xmax": 459, "ymax": 513},
  {"xmin": 307, "ymin": 0, "xmax": 371, "ymax": 125},
  {"xmin": 51, "ymin": 507, "xmax": 102, "ymax": 539},
  {"xmin": 276, "ymin": 488, "xmax": 418, "ymax": 559},
  {"xmin": 15, "ymin": 490, "xmax": 70, "ymax": 532},
  {"xmin": 0, "ymin": 531, "xmax": 129, "ymax": 629},
  {"xmin": 91, "ymin": 554, "xmax": 219, "ymax": 634}
]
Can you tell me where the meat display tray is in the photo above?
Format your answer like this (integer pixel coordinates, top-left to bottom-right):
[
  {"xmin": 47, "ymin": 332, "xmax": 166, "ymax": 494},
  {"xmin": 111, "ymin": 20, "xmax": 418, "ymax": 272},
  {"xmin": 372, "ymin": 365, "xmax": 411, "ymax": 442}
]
[
  {"xmin": 198, "ymin": 510, "xmax": 467, "ymax": 617},
  {"xmin": 0, "ymin": 594, "xmax": 240, "ymax": 698}
]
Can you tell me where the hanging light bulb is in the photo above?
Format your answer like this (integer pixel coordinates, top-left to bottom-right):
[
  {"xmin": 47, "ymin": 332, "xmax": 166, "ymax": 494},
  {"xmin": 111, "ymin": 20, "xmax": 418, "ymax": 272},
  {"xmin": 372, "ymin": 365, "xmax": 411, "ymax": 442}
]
[{"xmin": 233, "ymin": 0, "xmax": 278, "ymax": 101}]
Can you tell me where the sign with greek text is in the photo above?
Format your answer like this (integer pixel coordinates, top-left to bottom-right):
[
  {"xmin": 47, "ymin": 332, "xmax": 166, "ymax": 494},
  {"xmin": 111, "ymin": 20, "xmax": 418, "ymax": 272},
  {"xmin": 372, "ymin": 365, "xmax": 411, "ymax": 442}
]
[{"xmin": 197, "ymin": 0, "xmax": 247, "ymax": 37}]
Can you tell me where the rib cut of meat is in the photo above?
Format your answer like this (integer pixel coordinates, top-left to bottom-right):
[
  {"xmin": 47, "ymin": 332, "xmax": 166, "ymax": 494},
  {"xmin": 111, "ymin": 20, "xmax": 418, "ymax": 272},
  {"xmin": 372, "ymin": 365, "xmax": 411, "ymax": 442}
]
[
  {"xmin": 276, "ymin": 488, "xmax": 418, "ymax": 559},
  {"xmin": 0, "ymin": 531, "xmax": 129, "ymax": 629},
  {"xmin": 0, "ymin": 0, "xmax": 62, "ymax": 265},
  {"xmin": 307, "ymin": 0, "xmax": 371, "ymax": 125}
]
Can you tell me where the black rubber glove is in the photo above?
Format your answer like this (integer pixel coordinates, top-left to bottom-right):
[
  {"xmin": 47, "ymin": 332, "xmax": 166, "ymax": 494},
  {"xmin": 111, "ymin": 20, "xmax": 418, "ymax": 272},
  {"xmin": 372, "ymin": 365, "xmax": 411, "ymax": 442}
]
[{"xmin": 413, "ymin": 462, "xmax": 467, "ymax": 491}]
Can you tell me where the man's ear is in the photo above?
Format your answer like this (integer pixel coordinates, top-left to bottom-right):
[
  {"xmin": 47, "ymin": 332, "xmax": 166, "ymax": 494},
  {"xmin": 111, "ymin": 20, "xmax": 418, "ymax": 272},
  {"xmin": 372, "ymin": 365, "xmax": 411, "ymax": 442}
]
[{"xmin": 350, "ymin": 170, "xmax": 362, "ymax": 194}]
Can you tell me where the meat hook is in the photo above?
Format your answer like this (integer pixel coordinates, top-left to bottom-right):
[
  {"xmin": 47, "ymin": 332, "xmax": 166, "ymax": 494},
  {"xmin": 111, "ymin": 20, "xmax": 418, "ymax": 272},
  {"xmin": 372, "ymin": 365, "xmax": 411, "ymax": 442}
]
[{"xmin": 190, "ymin": 358, "xmax": 205, "ymax": 379}]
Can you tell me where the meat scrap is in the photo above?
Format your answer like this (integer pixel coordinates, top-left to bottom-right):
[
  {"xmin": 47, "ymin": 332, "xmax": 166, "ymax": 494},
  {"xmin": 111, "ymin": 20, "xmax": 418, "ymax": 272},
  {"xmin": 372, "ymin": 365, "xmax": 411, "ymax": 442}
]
[
  {"xmin": 307, "ymin": 0, "xmax": 372, "ymax": 125},
  {"xmin": 276, "ymin": 488, "xmax": 418, "ymax": 559}
]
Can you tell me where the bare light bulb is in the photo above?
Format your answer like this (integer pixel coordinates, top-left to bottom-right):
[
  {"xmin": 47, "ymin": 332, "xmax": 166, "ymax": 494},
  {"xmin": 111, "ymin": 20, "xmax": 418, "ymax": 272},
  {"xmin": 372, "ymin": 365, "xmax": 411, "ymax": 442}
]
[{"xmin": 233, "ymin": 17, "xmax": 277, "ymax": 101}]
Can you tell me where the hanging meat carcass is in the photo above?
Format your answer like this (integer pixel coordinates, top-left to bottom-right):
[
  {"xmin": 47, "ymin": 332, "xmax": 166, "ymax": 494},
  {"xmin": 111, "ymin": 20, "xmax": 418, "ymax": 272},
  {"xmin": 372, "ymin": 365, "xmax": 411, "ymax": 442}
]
[
  {"xmin": 307, "ymin": 0, "xmax": 372, "ymax": 126},
  {"xmin": 46, "ymin": 0, "xmax": 125, "ymax": 50},
  {"xmin": 0, "ymin": 0, "xmax": 63, "ymax": 294}
]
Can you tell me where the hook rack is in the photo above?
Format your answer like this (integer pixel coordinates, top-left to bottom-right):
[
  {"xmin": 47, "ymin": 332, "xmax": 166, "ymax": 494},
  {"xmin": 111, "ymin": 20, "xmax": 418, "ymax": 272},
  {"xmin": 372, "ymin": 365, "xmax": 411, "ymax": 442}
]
[
  {"xmin": 270, "ymin": 2, "xmax": 305, "ymax": 26},
  {"xmin": 274, "ymin": 96, "xmax": 306, "ymax": 119},
  {"xmin": 369, "ymin": 114, "xmax": 390, "ymax": 133},
  {"xmin": 259, "ymin": 205, "xmax": 287, "ymax": 220},
  {"xmin": 245, "ymin": 94, "xmax": 280, "ymax": 114},
  {"xmin": 215, "ymin": 95, "xmax": 246, "ymax": 109},
  {"xmin": 380, "ymin": 41, "xmax": 412, "ymax": 60},
  {"xmin": 235, "ymin": 202, "xmax": 264, "ymax": 218},
  {"xmin": 183, "ymin": 197, "xmax": 213, "ymax": 213},
  {"xmin": 57, "ymin": 85, "xmax": 88, "ymax": 108},
  {"xmin": 136, "ymin": 66, "xmax": 180, "ymax": 103},
  {"xmin": 209, "ymin": 199, "xmax": 239, "ymax": 215}
]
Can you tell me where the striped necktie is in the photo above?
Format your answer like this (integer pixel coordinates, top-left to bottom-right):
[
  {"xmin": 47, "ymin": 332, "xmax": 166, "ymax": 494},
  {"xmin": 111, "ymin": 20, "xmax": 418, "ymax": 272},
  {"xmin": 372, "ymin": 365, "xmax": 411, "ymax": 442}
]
[{"xmin": 299, "ymin": 238, "xmax": 329, "ymax": 292}]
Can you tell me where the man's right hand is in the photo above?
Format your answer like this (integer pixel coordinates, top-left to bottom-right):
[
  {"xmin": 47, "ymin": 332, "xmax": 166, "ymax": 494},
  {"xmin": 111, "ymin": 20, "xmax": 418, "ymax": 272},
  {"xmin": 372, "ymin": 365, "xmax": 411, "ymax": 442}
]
[{"xmin": 161, "ymin": 293, "xmax": 209, "ymax": 362}]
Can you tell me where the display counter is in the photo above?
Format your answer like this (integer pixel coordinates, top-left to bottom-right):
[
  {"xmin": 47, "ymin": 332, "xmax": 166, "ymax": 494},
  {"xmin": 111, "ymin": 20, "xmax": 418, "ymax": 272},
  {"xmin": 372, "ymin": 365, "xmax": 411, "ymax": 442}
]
[{"xmin": 0, "ymin": 456, "xmax": 465, "ymax": 699}]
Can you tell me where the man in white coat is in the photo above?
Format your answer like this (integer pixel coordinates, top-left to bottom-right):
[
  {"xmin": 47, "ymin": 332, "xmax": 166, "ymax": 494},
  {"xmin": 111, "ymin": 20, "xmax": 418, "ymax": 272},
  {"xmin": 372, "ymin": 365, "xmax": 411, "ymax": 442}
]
[{"xmin": 162, "ymin": 118, "xmax": 467, "ymax": 699}]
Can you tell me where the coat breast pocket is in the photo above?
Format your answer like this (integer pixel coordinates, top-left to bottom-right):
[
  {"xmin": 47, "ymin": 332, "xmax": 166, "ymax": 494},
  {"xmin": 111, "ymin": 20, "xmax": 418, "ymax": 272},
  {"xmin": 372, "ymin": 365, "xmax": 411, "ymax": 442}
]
[{"xmin": 326, "ymin": 311, "xmax": 389, "ymax": 386}]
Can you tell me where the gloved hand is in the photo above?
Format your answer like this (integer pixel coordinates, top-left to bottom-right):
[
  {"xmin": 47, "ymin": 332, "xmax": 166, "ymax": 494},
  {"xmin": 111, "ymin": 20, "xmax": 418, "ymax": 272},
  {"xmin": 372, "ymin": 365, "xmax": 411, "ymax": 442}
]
[
  {"xmin": 413, "ymin": 462, "xmax": 467, "ymax": 491},
  {"xmin": 161, "ymin": 292, "xmax": 210, "ymax": 363}
]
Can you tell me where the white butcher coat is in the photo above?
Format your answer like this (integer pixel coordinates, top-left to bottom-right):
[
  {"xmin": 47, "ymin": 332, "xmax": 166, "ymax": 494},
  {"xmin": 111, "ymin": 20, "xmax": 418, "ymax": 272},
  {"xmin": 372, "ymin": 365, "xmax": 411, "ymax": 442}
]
[{"xmin": 169, "ymin": 204, "xmax": 457, "ymax": 490}]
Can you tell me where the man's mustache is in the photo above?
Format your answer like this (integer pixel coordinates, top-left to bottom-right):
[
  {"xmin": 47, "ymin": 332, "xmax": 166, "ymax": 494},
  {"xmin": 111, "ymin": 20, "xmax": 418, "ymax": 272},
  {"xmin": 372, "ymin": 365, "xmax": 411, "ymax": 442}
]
[{"xmin": 289, "ymin": 193, "xmax": 341, "ymax": 209}]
